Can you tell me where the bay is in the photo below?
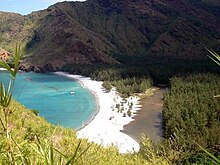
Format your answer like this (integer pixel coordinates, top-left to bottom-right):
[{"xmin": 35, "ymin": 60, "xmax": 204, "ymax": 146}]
[{"xmin": 0, "ymin": 70, "xmax": 97, "ymax": 129}]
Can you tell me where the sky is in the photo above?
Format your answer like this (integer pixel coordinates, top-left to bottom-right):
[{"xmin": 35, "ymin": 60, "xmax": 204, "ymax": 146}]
[{"xmin": 0, "ymin": 0, "xmax": 86, "ymax": 15}]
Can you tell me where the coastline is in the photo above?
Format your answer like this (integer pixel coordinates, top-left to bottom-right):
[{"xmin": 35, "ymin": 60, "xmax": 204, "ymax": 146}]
[
  {"xmin": 0, "ymin": 68, "xmax": 142, "ymax": 153},
  {"xmin": 54, "ymin": 72, "xmax": 141, "ymax": 153}
]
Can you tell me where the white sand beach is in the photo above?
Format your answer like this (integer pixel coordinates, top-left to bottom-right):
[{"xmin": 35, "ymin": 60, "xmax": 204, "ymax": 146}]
[
  {"xmin": 0, "ymin": 68, "xmax": 141, "ymax": 153},
  {"xmin": 54, "ymin": 72, "xmax": 141, "ymax": 154}
]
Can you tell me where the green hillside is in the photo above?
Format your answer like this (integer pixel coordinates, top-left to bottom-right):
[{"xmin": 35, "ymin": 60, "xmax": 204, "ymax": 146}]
[
  {"xmin": 0, "ymin": 0, "xmax": 220, "ymax": 72},
  {"xmin": 0, "ymin": 100, "xmax": 170, "ymax": 164}
]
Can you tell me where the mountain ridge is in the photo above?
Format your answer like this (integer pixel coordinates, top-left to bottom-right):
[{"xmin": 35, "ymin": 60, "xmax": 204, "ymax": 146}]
[{"xmin": 0, "ymin": 0, "xmax": 219, "ymax": 72}]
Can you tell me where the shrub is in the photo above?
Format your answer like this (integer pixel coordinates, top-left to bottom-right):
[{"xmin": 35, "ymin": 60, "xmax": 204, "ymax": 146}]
[{"xmin": 102, "ymin": 81, "xmax": 112, "ymax": 92}]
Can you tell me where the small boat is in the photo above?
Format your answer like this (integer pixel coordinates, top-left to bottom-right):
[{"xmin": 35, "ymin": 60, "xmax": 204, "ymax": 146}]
[{"xmin": 70, "ymin": 91, "xmax": 75, "ymax": 95}]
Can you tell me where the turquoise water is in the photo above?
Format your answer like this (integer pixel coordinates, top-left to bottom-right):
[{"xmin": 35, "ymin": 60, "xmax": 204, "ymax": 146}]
[{"xmin": 0, "ymin": 71, "xmax": 97, "ymax": 129}]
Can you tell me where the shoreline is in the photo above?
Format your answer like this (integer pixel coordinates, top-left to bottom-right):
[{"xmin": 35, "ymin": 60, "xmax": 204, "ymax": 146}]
[
  {"xmin": 0, "ymin": 68, "xmax": 141, "ymax": 153},
  {"xmin": 54, "ymin": 73, "xmax": 101, "ymax": 131},
  {"xmin": 54, "ymin": 72, "xmax": 141, "ymax": 153}
]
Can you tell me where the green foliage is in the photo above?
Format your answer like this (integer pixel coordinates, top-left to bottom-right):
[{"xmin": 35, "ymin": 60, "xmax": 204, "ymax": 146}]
[
  {"xmin": 0, "ymin": 82, "xmax": 12, "ymax": 108},
  {"xmin": 162, "ymin": 74, "xmax": 220, "ymax": 164},
  {"xmin": 62, "ymin": 64, "xmax": 152, "ymax": 97},
  {"xmin": 91, "ymin": 67, "xmax": 152, "ymax": 97},
  {"xmin": 207, "ymin": 48, "xmax": 220, "ymax": 66},
  {"xmin": 0, "ymin": 101, "xmax": 151, "ymax": 164},
  {"xmin": 0, "ymin": 45, "xmax": 20, "ymax": 78},
  {"xmin": 63, "ymin": 56, "xmax": 220, "ymax": 86},
  {"xmin": 110, "ymin": 77, "xmax": 152, "ymax": 97},
  {"xmin": 102, "ymin": 81, "xmax": 112, "ymax": 92},
  {"xmin": 197, "ymin": 45, "xmax": 220, "ymax": 165},
  {"xmin": 207, "ymin": 46, "xmax": 220, "ymax": 98},
  {"xmin": 140, "ymin": 135, "xmax": 170, "ymax": 165},
  {"xmin": 196, "ymin": 142, "xmax": 220, "ymax": 165},
  {"xmin": 0, "ymin": 45, "xmax": 20, "ymax": 138}
]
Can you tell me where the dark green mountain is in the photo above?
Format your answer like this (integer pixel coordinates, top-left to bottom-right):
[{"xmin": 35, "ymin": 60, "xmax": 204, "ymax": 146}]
[{"xmin": 0, "ymin": 0, "xmax": 219, "ymax": 71}]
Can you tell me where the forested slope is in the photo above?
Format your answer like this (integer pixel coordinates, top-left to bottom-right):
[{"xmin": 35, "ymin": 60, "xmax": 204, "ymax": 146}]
[{"xmin": 163, "ymin": 74, "xmax": 220, "ymax": 164}]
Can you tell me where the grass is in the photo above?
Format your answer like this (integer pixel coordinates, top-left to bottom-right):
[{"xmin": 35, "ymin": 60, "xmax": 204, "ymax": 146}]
[
  {"xmin": 138, "ymin": 87, "xmax": 159, "ymax": 100},
  {"xmin": 0, "ymin": 100, "xmax": 170, "ymax": 164}
]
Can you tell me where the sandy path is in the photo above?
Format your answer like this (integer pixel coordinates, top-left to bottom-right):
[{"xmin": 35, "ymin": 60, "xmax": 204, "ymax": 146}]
[{"xmin": 122, "ymin": 88, "xmax": 166, "ymax": 143}]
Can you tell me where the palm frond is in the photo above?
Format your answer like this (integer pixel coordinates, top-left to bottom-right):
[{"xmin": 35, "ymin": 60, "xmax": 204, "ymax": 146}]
[
  {"xmin": 207, "ymin": 48, "xmax": 220, "ymax": 66},
  {"xmin": 196, "ymin": 142, "xmax": 220, "ymax": 164}
]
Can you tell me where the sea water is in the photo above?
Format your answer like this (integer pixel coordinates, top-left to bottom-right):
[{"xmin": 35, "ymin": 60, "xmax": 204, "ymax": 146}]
[{"xmin": 0, "ymin": 70, "xmax": 96, "ymax": 129}]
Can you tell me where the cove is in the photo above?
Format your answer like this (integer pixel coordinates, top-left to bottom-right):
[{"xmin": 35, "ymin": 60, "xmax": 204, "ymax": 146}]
[{"xmin": 0, "ymin": 70, "xmax": 97, "ymax": 129}]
